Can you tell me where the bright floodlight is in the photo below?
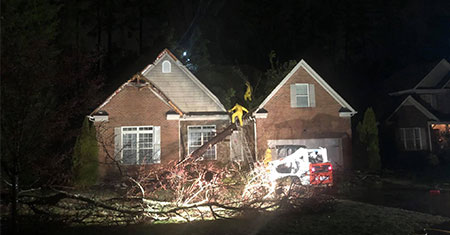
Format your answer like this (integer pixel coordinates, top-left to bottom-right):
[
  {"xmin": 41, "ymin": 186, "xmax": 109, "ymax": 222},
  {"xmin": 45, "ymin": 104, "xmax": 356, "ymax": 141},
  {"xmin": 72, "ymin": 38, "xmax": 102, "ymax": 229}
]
[{"xmin": 183, "ymin": 51, "xmax": 187, "ymax": 57}]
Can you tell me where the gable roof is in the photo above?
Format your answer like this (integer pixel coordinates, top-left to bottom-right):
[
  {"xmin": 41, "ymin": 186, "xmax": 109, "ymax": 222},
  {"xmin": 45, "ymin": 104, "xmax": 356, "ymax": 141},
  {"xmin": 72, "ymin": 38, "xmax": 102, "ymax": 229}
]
[
  {"xmin": 90, "ymin": 74, "xmax": 177, "ymax": 115},
  {"xmin": 415, "ymin": 59, "xmax": 450, "ymax": 89},
  {"xmin": 141, "ymin": 49, "xmax": 226, "ymax": 113},
  {"xmin": 254, "ymin": 59, "xmax": 357, "ymax": 116},
  {"xmin": 387, "ymin": 95, "xmax": 439, "ymax": 122},
  {"xmin": 390, "ymin": 59, "xmax": 450, "ymax": 96}
]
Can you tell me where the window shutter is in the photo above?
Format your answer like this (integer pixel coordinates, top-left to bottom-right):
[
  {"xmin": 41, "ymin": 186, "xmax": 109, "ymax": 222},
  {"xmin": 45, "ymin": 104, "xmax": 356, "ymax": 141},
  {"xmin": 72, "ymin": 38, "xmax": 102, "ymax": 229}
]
[
  {"xmin": 309, "ymin": 84, "xmax": 316, "ymax": 107},
  {"xmin": 290, "ymin": 84, "xmax": 297, "ymax": 107},
  {"xmin": 114, "ymin": 127, "xmax": 122, "ymax": 161},
  {"xmin": 154, "ymin": 126, "xmax": 161, "ymax": 162}
]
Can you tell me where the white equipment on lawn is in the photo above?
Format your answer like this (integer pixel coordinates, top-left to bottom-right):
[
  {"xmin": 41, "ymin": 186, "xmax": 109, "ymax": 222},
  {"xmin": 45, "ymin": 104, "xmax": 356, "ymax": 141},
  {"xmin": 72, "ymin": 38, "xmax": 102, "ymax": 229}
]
[{"xmin": 267, "ymin": 147, "xmax": 333, "ymax": 185}]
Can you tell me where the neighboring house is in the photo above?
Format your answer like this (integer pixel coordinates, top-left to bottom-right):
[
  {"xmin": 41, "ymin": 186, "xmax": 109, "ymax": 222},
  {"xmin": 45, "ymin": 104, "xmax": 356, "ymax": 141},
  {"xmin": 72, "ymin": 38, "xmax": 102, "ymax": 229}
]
[
  {"xmin": 253, "ymin": 60, "xmax": 357, "ymax": 170},
  {"xmin": 386, "ymin": 59, "xmax": 450, "ymax": 154},
  {"xmin": 90, "ymin": 49, "xmax": 230, "ymax": 180}
]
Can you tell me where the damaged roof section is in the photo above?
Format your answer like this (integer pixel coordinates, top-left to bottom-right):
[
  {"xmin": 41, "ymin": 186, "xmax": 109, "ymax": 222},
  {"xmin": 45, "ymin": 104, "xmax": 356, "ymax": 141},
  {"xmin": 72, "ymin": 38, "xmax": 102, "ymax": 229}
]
[
  {"xmin": 90, "ymin": 73, "xmax": 181, "ymax": 116},
  {"xmin": 91, "ymin": 49, "xmax": 228, "ymax": 119}
]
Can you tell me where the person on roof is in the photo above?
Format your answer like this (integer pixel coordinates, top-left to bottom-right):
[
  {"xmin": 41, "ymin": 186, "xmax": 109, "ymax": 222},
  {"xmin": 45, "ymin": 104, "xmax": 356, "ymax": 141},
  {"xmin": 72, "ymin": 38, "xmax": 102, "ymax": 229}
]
[
  {"xmin": 228, "ymin": 103, "xmax": 248, "ymax": 126},
  {"xmin": 244, "ymin": 81, "xmax": 252, "ymax": 102}
]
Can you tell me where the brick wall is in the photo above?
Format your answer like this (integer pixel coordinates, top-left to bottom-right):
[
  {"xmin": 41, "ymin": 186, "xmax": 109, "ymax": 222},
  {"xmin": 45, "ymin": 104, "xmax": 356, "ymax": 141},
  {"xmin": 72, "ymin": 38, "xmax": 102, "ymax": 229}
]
[
  {"xmin": 256, "ymin": 66, "xmax": 352, "ymax": 168},
  {"xmin": 94, "ymin": 84, "xmax": 179, "ymax": 181}
]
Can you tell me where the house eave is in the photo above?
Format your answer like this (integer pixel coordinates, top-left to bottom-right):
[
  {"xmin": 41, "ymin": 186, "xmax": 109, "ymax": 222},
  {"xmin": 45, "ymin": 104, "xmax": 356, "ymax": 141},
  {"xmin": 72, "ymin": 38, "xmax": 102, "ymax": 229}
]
[
  {"xmin": 254, "ymin": 113, "xmax": 268, "ymax": 119},
  {"xmin": 166, "ymin": 113, "xmax": 181, "ymax": 120},
  {"xmin": 181, "ymin": 114, "xmax": 230, "ymax": 121},
  {"xmin": 339, "ymin": 112, "xmax": 357, "ymax": 118},
  {"xmin": 389, "ymin": 88, "xmax": 449, "ymax": 96}
]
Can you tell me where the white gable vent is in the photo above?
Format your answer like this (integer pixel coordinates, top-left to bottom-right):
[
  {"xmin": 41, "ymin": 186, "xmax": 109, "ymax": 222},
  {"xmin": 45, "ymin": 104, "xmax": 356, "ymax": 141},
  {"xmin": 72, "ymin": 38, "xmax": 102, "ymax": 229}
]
[{"xmin": 162, "ymin": 60, "xmax": 171, "ymax": 73}]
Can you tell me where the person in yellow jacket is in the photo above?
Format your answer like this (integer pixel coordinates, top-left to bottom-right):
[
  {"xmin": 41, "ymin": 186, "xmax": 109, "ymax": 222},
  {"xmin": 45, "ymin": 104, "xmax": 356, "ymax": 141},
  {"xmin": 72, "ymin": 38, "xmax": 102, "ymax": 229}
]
[
  {"xmin": 228, "ymin": 103, "xmax": 248, "ymax": 126},
  {"xmin": 244, "ymin": 81, "xmax": 252, "ymax": 102},
  {"xmin": 264, "ymin": 148, "xmax": 272, "ymax": 167}
]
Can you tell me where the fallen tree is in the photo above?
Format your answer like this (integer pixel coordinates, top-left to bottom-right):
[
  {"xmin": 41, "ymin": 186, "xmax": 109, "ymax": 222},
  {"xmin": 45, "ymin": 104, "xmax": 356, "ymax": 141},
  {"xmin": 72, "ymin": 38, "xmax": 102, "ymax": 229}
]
[{"xmin": 12, "ymin": 161, "xmax": 332, "ymax": 226}]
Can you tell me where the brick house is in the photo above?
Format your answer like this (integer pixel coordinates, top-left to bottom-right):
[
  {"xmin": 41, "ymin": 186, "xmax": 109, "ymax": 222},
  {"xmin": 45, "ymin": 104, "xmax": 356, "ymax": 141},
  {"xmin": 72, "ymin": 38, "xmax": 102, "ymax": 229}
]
[
  {"xmin": 90, "ymin": 51, "xmax": 358, "ymax": 180},
  {"xmin": 90, "ymin": 49, "xmax": 230, "ymax": 180},
  {"xmin": 253, "ymin": 60, "xmax": 357, "ymax": 170},
  {"xmin": 386, "ymin": 59, "xmax": 450, "ymax": 155}
]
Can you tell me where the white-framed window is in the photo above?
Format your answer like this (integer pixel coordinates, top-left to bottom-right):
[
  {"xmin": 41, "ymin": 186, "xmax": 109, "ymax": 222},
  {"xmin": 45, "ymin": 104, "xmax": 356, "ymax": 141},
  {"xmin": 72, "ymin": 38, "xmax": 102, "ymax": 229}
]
[
  {"xmin": 121, "ymin": 126, "xmax": 160, "ymax": 164},
  {"xmin": 188, "ymin": 125, "xmax": 216, "ymax": 160},
  {"xmin": 290, "ymin": 83, "xmax": 315, "ymax": 108},
  {"xmin": 162, "ymin": 60, "xmax": 171, "ymax": 73},
  {"xmin": 400, "ymin": 128, "xmax": 423, "ymax": 151}
]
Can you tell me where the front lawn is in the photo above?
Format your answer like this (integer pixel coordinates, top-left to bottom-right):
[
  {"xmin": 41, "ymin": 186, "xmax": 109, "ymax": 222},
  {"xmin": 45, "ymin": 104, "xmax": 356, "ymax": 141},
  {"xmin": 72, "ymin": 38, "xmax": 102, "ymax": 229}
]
[{"xmin": 13, "ymin": 199, "xmax": 449, "ymax": 235}]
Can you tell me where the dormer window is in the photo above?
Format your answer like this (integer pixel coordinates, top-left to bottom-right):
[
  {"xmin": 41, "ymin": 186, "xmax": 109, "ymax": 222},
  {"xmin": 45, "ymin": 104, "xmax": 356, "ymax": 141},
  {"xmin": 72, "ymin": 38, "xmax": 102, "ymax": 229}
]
[{"xmin": 162, "ymin": 60, "xmax": 171, "ymax": 73}]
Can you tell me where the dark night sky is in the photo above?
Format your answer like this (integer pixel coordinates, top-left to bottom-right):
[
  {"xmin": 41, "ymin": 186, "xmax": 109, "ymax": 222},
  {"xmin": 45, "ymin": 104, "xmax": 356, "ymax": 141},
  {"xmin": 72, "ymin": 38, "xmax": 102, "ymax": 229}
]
[{"xmin": 3, "ymin": 0, "xmax": 450, "ymax": 125}]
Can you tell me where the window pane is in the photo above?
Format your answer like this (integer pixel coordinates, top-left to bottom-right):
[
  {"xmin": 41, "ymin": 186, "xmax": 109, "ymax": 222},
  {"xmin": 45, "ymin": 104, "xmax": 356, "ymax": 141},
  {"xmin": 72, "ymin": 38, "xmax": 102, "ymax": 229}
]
[
  {"xmin": 189, "ymin": 126, "xmax": 202, "ymax": 130},
  {"xmin": 123, "ymin": 150, "xmax": 137, "ymax": 164},
  {"xmin": 296, "ymin": 84, "xmax": 308, "ymax": 95},
  {"xmin": 123, "ymin": 134, "xmax": 137, "ymax": 149},
  {"xmin": 404, "ymin": 129, "xmax": 414, "ymax": 140},
  {"xmin": 162, "ymin": 61, "xmax": 171, "ymax": 73},
  {"xmin": 139, "ymin": 133, "xmax": 152, "ymax": 148},
  {"xmin": 139, "ymin": 149, "xmax": 154, "ymax": 164},
  {"xmin": 296, "ymin": 96, "xmax": 309, "ymax": 107},
  {"xmin": 189, "ymin": 132, "xmax": 202, "ymax": 146},
  {"xmin": 203, "ymin": 131, "xmax": 214, "ymax": 142},
  {"xmin": 414, "ymin": 128, "xmax": 420, "ymax": 137}
]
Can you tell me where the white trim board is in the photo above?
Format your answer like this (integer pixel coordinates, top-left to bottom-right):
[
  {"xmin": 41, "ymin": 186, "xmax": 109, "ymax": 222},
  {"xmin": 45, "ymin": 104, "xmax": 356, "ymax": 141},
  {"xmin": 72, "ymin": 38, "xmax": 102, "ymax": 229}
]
[
  {"xmin": 387, "ymin": 95, "xmax": 439, "ymax": 121},
  {"xmin": 254, "ymin": 59, "xmax": 357, "ymax": 116}
]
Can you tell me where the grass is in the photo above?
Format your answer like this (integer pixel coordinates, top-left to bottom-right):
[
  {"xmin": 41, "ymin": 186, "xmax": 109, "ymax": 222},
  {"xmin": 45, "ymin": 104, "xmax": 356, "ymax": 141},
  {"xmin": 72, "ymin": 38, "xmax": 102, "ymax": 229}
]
[{"xmin": 13, "ymin": 199, "xmax": 449, "ymax": 235}]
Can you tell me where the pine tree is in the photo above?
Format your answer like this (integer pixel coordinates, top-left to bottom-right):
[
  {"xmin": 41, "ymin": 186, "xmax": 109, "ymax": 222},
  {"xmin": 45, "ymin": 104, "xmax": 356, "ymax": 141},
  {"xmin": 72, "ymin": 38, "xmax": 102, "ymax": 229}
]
[
  {"xmin": 357, "ymin": 108, "xmax": 381, "ymax": 171},
  {"xmin": 73, "ymin": 117, "xmax": 99, "ymax": 187}
]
